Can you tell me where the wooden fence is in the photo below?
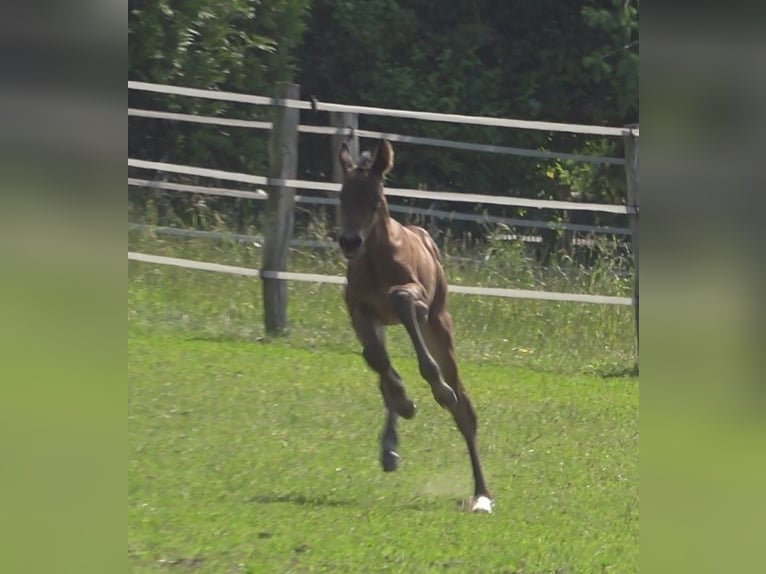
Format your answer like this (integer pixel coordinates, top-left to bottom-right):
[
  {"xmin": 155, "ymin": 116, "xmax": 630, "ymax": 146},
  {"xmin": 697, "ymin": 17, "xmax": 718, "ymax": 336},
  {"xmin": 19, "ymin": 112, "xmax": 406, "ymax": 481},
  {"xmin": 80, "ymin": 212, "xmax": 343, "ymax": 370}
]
[{"xmin": 128, "ymin": 81, "xmax": 639, "ymax": 351}]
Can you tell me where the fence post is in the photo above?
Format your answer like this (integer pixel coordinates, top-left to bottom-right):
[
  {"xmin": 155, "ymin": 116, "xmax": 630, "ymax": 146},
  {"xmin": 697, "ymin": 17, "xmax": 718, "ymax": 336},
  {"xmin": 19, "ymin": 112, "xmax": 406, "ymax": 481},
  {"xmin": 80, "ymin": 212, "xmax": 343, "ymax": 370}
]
[
  {"xmin": 623, "ymin": 124, "xmax": 639, "ymax": 360},
  {"xmin": 330, "ymin": 112, "xmax": 359, "ymax": 223},
  {"xmin": 262, "ymin": 82, "xmax": 300, "ymax": 335}
]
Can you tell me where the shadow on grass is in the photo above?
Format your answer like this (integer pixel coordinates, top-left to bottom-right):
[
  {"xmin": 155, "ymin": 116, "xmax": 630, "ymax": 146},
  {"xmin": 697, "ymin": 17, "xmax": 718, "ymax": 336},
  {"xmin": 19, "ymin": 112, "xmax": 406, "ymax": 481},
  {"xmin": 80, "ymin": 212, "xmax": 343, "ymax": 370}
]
[
  {"xmin": 599, "ymin": 362, "xmax": 639, "ymax": 378},
  {"xmin": 182, "ymin": 333, "xmax": 264, "ymax": 344},
  {"xmin": 248, "ymin": 492, "xmax": 450, "ymax": 513},
  {"xmin": 249, "ymin": 492, "xmax": 355, "ymax": 508}
]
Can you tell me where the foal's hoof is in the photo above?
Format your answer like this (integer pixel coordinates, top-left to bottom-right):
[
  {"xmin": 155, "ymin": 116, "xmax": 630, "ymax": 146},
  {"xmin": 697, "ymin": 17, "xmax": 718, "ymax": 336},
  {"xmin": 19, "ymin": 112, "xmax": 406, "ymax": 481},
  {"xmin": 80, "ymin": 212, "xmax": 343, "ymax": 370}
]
[
  {"xmin": 393, "ymin": 398, "xmax": 417, "ymax": 420},
  {"xmin": 470, "ymin": 495, "xmax": 494, "ymax": 514},
  {"xmin": 433, "ymin": 383, "xmax": 458, "ymax": 410},
  {"xmin": 458, "ymin": 495, "xmax": 494, "ymax": 514},
  {"xmin": 381, "ymin": 450, "xmax": 400, "ymax": 472}
]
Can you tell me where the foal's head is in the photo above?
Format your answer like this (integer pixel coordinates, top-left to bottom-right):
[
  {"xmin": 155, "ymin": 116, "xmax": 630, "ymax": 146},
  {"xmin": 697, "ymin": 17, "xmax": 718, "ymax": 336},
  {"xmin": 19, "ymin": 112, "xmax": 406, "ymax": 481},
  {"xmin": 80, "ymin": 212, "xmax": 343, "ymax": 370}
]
[{"xmin": 337, "ymin": 139, "xmax": 394, "ymax": 260}]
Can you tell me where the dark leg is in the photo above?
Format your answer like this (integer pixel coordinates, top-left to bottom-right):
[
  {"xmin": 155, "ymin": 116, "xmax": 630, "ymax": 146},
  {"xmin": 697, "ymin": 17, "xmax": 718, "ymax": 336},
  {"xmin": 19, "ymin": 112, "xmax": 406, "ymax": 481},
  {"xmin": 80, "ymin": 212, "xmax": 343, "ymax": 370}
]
[
  {"xmin": 351, "ymin": 307, "xmax": 415, "ymax": 472},
  {"xmin": 388, "ymin": 286, "xmax": 457, "ymax": 409},
  {"xmin": 380, "ymin": 409, "xmax": 399, "ymax": 472},
  {"xmin": 422, "ymin": 310, "xmax": 492, "ymax": 507}
]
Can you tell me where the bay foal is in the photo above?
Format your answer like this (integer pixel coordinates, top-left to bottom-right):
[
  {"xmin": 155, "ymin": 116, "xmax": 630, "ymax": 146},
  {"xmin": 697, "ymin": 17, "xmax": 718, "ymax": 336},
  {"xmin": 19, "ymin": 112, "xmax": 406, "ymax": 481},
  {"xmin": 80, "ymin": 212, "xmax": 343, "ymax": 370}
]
[{"xmin": 337, "ymin": 139, "xmax": 493, "ymax": 513}]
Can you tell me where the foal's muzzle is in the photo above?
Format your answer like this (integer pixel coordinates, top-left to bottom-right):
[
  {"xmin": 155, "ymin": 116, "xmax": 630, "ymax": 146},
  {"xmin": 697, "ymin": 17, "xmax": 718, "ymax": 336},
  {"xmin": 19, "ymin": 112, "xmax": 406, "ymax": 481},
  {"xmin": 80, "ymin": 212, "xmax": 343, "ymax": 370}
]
[{"xmin": 338, "ymin": 234, "xmax": 362, "ymax": 259}]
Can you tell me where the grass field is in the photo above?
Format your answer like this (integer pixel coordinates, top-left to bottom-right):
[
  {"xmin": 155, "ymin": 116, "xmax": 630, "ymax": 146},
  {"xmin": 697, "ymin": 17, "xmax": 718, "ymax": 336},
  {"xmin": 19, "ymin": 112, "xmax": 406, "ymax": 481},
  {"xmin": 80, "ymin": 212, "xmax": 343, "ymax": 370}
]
[{"xmin": 128, "ymin": 231, "xmax": 638, "ymax": 573}]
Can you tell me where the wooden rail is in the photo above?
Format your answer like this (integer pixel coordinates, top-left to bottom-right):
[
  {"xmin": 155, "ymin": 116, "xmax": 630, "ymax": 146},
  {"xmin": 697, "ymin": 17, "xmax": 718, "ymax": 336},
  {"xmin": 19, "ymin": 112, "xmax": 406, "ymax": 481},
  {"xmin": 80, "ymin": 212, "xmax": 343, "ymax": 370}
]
[{"xmin": 128, "ymin": 81, "xmax": 639, "ymax": 348}]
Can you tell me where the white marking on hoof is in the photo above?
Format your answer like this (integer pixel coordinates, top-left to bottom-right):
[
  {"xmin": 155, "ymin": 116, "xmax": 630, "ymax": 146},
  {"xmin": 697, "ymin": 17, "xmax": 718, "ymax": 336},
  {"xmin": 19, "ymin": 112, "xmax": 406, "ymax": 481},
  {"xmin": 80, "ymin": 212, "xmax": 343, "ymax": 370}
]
[
  {"xmin": 470, "ymin": 495, "xmax": 494, "ymax": 514},
  {"xmin": 381, "ymin": 450, "xmax": 400, "ymax": 472}
]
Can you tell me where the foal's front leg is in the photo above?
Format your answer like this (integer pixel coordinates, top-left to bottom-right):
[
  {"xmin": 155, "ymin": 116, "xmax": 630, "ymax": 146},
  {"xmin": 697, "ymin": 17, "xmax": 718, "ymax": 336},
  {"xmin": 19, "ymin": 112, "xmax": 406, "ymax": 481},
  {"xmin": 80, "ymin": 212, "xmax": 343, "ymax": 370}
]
[
  {"xmin": 380, "ymin": 409, "xmax": 399, "ymax": 472},
  {"xmin": 351, "ymin": 307, "xmax": 416, "ymax": 472}
]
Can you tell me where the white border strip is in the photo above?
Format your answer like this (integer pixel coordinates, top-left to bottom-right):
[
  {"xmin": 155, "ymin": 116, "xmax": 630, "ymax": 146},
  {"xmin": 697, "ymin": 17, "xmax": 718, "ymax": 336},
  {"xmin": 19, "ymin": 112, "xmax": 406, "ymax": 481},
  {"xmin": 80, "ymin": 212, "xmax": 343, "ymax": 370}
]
[
  {"xmin": 127, "ymin": 252, "xmax": 633, "ymax": 306},
  {"xmin": 128, "ymin": 81, "xmax": 636, "ymax": 137},
  {"xmin": 128, "ymin": 158, "xmax": 632, "ymax": 215}
]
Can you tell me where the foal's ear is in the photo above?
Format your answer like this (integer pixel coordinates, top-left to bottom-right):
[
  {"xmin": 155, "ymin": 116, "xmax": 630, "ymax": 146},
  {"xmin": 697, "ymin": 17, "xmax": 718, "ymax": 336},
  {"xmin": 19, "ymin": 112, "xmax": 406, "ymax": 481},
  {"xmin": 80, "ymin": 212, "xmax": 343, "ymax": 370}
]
[
  {"xmin": 339, "ymin": 143, "xmax": 355, "ymax": 174},
  {"xmin": 371, "ymin": 139, "xmax": 394, "ymax": 177}
]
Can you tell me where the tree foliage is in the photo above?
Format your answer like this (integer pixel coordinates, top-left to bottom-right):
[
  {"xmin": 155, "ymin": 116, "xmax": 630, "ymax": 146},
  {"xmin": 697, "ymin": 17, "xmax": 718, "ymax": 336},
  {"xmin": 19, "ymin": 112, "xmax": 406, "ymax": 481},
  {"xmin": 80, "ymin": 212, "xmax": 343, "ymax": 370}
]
[
  {"xmin": 297, "ymin": 0, "xmax": 638, "ymax": 203},
  {"xmin": 129, "ymin": 0, "xmax": 310, "ymax": 173},
  {"xmin": 129, "ymin": 0, "xmax": 638, "ymax": 230}
]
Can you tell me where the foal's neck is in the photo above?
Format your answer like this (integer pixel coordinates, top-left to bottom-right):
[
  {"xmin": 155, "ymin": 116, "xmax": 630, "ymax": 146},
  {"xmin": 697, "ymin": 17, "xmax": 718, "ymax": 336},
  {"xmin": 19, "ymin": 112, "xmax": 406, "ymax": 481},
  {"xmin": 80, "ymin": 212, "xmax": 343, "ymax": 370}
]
[{"xmin": 368, "ymin": 196, "xmax": 398, "ymax": 248}]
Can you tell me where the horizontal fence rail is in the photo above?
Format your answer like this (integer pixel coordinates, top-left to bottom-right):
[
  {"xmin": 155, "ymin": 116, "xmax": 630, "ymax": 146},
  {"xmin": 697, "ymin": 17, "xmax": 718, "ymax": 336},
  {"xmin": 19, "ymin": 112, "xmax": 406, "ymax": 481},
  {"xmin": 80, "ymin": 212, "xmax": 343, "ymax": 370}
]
[
  {"xmin": 129, "ymin": 81, "xmax": 281, "ymax": 107},
  {"xmin": 128, "ymin": 178, "xmax": 633, "ymax": 236},
  {"xmin": 128, "ymin": 251, "xmax": 633, "ymax": 306},
  {"xmin": 128, "ymin": 158, "xmax": 633, "ymax": 215},
  {"xmin": 128, "ymin": 108, "xmax": 272, "ymax": 130},
  {"xmin": 329, "ymin": 127, "xmax": 625, "ymax": 165},
  {"xmin": 129, "ymin": 81, "xmax": 637, "ymax": 137},
  {"xmin": 128, "ymin": 80, "xmax": 638, "ymax": 347},
  {"xmin": 129, "ymin": 223, "xmax": 331, "ymax": 248},
  {"xmin": 129, "ymin": 223, "xmax": 613, "ymax": 253},
  {"xmin": 128, "ymin": 107, "xmax": 623, "ymax": 165}
]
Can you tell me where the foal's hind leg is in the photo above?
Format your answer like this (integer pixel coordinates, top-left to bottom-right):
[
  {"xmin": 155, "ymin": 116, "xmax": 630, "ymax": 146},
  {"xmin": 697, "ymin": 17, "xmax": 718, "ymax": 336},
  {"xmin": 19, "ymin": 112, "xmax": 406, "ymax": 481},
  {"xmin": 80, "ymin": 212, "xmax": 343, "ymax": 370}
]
[
  {"xmin": 389, "ymin": 286, "xmax": 458, "ymax": 410},
  {"xmin": 422, "ymin": 310, "xmax": 493, "ymax": 510},
  {"xmin": 351, "ymin": 308, "xmax": 416, "ymax": 471}
]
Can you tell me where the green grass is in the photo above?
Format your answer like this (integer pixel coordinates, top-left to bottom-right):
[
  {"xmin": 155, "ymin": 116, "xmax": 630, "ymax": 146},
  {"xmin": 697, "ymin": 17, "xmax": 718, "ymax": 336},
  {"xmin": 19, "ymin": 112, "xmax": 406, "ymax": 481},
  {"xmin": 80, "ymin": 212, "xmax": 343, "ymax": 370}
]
[
  {"xmin": 128, "ymin": 229, "xmax": 636, "ymax": 375},
  {"xmin": 129, "ymin": 329, "xmax": 637, "ymax": 573},
  {"xmin": 129, "ymin": 228, "xmax": 637, "ymax": 572}
]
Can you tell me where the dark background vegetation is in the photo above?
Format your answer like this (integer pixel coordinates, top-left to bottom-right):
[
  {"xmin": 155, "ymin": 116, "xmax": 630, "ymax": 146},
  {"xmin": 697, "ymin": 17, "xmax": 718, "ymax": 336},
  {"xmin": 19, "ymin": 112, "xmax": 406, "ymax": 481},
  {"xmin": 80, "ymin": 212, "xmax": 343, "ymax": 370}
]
[{"xmin": 128, "ymin": 0, "xmax": 638, "ymax": 245}]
